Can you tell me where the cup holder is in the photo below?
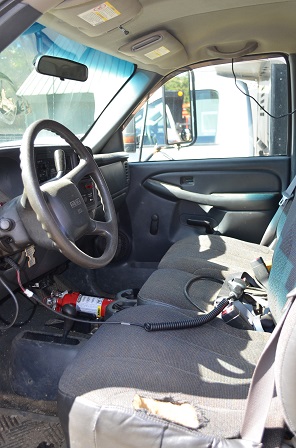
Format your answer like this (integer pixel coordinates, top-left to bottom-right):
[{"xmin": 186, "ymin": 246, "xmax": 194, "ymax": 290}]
[{"xmin": 105, "ymin": 289, "xmax": 138, "ymax": 320}]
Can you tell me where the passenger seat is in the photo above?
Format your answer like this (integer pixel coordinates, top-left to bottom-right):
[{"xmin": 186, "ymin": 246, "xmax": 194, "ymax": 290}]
[{"xmin": 137, "ymin": 195, "xmax": 292, "ymax": 313}]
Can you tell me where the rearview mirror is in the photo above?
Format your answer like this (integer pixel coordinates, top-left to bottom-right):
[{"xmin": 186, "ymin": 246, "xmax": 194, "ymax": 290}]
[{"xmin": 35, "ymin": 55, "xmax": 88, "ymax": 82}]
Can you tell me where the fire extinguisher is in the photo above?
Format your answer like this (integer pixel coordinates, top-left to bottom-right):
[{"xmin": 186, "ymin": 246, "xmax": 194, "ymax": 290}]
[{"xmin": 54, "ymin": 291, "xmax": 114, "ymax": 319}]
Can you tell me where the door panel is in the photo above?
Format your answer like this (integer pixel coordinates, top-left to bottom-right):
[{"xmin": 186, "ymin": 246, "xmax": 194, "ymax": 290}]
[
  {"xmin": 144, "ymin": 178, "xmax": 278, "ymax": 210},
  {"xmin": 123, "ymin": 156, "xmax": 290, "ymax": 263}
]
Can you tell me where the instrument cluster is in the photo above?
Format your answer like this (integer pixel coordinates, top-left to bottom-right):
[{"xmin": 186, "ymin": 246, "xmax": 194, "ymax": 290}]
[{"xmin": 36, "ymin": 147, "xmax": 74, "ymax": 183}]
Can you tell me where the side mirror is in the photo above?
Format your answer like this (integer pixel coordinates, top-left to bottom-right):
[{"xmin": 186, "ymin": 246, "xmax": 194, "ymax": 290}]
[
  {"xmin": 123, "ymin": 117, "xmax": 137, "ymax": 153},
  {"xmin": 164, "ymin": 72, "xmax": 193, "ymax": 145},
  {"xmin": 35, "ymin": 55, "xmax": 88, "ymax": 82}
]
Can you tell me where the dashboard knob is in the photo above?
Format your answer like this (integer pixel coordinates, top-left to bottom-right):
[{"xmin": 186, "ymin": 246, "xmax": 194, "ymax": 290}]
[{"xmin": 0, "ymin": 218, "xmax": 14, "ymax": 231}]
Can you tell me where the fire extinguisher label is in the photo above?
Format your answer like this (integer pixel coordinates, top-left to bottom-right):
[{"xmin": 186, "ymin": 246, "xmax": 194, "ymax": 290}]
[{"xmin": 76, "ymin": 295, "xmax": 105, "ymax": 317}]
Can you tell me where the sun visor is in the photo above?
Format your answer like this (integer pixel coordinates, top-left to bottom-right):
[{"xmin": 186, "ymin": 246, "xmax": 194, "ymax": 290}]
[
  {"xmin": 118, "ymin": 30, "xmax": 188, "ymax": 69},
  {"xmin": 49, "ymin": 0, "xmax": 142, "ymax": 37}
]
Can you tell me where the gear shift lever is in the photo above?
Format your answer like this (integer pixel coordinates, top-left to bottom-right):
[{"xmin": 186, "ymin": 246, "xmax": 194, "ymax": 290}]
[
  {"xmin": 62, "ymin": 304, "xmax": 77, "ymax": 342},
  {"xmin": 54, "ymin": 149, "xmax": 66, "ymax": 179}
]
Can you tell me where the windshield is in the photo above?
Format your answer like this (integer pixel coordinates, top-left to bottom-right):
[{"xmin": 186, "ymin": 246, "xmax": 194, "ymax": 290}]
[{"xmin": 0, "ymin": 22, "xmax": 134, "ymax": 147}]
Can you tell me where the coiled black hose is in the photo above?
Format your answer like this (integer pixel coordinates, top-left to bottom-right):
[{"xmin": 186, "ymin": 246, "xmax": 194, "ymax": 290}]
[
  {"xmin": 184, "ymin": 276, "xmax": 224, "ymax": 313},
  {"xmin": 143, "ymin": 298, "xmax": 229, "ymax": 332}
]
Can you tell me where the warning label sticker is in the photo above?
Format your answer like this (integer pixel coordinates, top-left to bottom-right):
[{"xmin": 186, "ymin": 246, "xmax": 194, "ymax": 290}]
[
  {"xmin": 76, "ymin": 295, "xmax": 104, "ymax": 316},
  {"xmin": 78, "ymin": 2, "xmax": 121, "ymax": 26},
  {"xmin": 144, "ymin": 46, "xmax": 170, "ymax": 60}
]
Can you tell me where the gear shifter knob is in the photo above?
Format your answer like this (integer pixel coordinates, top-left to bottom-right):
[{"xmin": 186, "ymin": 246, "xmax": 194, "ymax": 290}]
[{"xmin": 61, "ymin": 303, "xmax": 77, "ymax": 342}]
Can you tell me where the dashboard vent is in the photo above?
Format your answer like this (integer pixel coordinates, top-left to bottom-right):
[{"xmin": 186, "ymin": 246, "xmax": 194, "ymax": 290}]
[{"xmin": 124, "ymin": 161, "xmax": 130, "ymax": 186}]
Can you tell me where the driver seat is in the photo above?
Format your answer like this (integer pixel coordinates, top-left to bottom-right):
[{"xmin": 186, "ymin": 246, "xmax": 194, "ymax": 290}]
[{"xmin": 57, "ymin": 192, "xmax": 296, "ymax": 447}]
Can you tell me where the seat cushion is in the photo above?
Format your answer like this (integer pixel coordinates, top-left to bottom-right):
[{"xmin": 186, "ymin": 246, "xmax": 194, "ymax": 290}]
[
  {"xmin": 138, "ymin": 235, "xmax": 273, "ymax": 312},
  {"xmin": 138, "ymin": 268, "xmax": 224, "ymax": 312},
  {"xmin": 159, "ymin": 234, "xmax": 273, "ymax": 275},
  {"xmin": 58, "ymin": 304, "xmax": 271, "ymax": 447}
]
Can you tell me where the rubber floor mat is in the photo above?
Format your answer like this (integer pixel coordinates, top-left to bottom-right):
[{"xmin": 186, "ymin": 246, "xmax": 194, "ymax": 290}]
[{"xmin": 0, "ymin": 408, "xmax": 65, "ymax": 448}]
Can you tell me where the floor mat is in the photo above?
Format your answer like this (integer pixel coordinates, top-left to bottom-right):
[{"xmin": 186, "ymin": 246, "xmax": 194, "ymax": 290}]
[{"xmin": 0, "ymin": 408, "xmax": 65, "ymax": 448}]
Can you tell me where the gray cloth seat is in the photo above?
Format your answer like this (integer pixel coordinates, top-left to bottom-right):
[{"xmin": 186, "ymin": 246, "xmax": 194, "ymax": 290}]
[
  {"xmin": 58, "ymin": 194, "xmax": 296, "ymax": 447},
  {"xmin": 137, "ymin": 203, "xmax": 290, "ymax": 312},
  {"xmin": 159, "ymin": 193, "xmax": 289, "ymax": 277},
  {"xmin": 58, "ymin": 305, "xmax": 274, "ymax": 447},
  {"xmin": 138, "ymin": 267, "xmax": 230, "ymax": 312},
  {"xmin": 138, "ymin": 235, "xmax": 274, "ymax": 312},
  {"xmin": 159, "ymin": 233, "xmax": 273, "ymax": 275}
]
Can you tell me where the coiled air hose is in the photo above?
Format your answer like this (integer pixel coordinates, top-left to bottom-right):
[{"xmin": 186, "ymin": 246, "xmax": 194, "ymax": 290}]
[{"xmin": 143, "ymin": 298, "xmax": 229, "ymax": 332}]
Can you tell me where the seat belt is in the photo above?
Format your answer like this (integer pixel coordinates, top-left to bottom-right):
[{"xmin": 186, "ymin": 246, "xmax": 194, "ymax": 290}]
[
  {"xmin": 217, "ymin": 273, "xmax": 269, "ymax": 331},
  {"xmin": 261, "ymin": 174, "xmax": 296, "ymax": 247},
  {"xmin": 240, "ymin": 288, "xmax": 296, "ymax": 444}
]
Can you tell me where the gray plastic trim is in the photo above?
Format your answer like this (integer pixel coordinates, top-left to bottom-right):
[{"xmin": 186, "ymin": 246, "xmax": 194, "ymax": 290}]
[
  {"xmin": 0, "ymin": 3, "xmax": 41, "ymax": 52},
  {"xmin": 144, "ymin": 178, "xmax": 279, "ymax": 211}
]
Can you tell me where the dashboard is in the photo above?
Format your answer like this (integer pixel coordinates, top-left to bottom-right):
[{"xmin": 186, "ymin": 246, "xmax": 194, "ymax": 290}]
[
  {"xmin": 0, "ymin": 146, "xmax": 129, "ymax": 211},
  {"xmin": 0, "ymin": 145, "xmax": 130, "ymax": 299},
  {"xmin": 36, "ymin": 147, "xmax": 97, "ymax": 210},
  {"xmin": 36, "ymin": 151, "xmax": 72, "ymax": 183},
  {"xmin": 0, "ymin": 146, "xmax": 76, "ymax": 203}
]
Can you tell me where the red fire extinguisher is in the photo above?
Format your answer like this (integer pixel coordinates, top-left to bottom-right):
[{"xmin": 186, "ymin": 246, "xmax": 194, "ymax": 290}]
[{"xmin": 55, "ymin": 291, "xmax": 113, "ymax": 318}]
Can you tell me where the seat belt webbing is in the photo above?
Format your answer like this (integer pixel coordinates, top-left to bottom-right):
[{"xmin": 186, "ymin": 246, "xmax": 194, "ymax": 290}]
[
  {"xmin": 260, "ymin": 174, "xmax": 296, "ymax": 247},
  {"xmin": 240, "ymin": 288, "xmax": 296, "ymax": 443}
]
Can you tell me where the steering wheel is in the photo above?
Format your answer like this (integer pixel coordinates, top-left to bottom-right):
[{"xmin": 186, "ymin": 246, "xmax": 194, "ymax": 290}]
[{"xmin": 20, "ymin": 119, "xmax": 118, "ymax": 269}]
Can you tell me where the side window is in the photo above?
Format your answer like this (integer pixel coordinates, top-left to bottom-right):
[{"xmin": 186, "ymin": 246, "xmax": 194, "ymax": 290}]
[{"xmin": 123, "ymin": 56, "xmax": 288, "ymax": 161}]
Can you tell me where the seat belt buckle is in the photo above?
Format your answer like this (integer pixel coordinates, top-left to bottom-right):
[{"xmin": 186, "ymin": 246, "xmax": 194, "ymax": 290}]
[
  {"xmin": 221, "ymin": 301, "xmax": 254, "ymax": 330},
  {"xmin": 279, "ymin": 191, "xmax": 293, "ymax": 207},
  {"xmin": 250, "ymin": 257, "xmax": 269, "ymax": 288}
]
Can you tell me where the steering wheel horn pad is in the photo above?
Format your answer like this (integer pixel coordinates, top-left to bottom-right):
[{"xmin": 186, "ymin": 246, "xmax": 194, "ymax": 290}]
[{"xmin": 41, "ymin": 178, "xmax": 90, "ymax": 242}]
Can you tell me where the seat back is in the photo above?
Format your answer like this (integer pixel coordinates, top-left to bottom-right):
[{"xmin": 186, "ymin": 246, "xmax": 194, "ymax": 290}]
[
  {"xmin": 267, "ymin": 194, "xmax": 296, "ymax": 323},
  {"xmin": 275, "ymin": 296, "xmax": 296, "ymax": 436}
]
